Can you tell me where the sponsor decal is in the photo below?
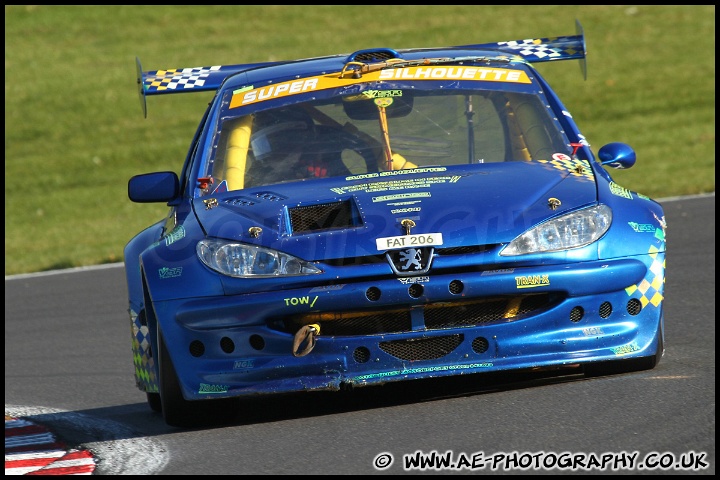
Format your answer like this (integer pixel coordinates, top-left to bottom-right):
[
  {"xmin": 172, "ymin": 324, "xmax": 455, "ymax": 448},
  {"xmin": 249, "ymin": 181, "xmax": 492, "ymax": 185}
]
[
  {"xmin": 609, "ymin": 182, "xmax": 633, "ymax": 199},
  {"xmin": 515, "ymin": 275, "xmax": 550, "ymax": 288},
  {"xmin": 582, "ymin": 326, "xmax": 604, "ymax": 336},
  {"xmin": 231, "ymin": 68, "xmax": 530, "ymax": 108},
  {"xmin": 610, "ymin": 342, "xmax": 641, "ymax": 355},
  {"xmin": 355, "ymin": 362, "xmax": 494, "ymax": 381},
  {"xmin": 310, "ymin": 284, "xmax": 345, "ymax": 292},
  {"xmin": 358, "ymin": 89, "xmax": 403, "ymax": 99},
  {"xmin": 391, "ymin": 207, "xmax": 421, "ymax": 214},
  {"xmin": 233, "ymin": 360, "xmax": 255, "ymax": 369},
  {"xmin": 377, "ymin": 67, "xmax": 530, "ymax": 83},
  {"xmin": 373, "ymin": 192, "xmax": 431, "ymax": 202},
  {"xmin": 164, "ymin": 225, "xmax": 186, "ymax": 246},
  {"xmin": 158, "ymin": 267, "xmax": 182, "ymax": 279},
  {"xmin": 398, "ymin": 276, "xmax": 430, "ymax": 284},
  {"xmin": 198, "ymin": 383, "xmax": 229, "ymax": 394},
  {"xmin": 628, "ymin": 222, "xmax": 656, "ymax": 233},
  {"xmin": 481, "ymin": 268, "xmax": 515, "ymax": 276},
  {"xmin": 515, "ymin": 274, "xmax": 550, "ymax": 288}
]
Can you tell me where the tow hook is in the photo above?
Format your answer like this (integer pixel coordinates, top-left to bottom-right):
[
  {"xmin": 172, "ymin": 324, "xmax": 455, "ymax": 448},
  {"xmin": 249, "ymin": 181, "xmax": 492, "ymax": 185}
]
[{"xmin": 292, "ymin": 324, "xmax": 320, "ymax": 357}]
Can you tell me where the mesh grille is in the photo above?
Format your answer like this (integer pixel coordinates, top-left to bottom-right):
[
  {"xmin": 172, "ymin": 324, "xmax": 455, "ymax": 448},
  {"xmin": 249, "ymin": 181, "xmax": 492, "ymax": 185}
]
[
  {"xmin": 220, "ymin": 337, "xmax": 235, "ymax": 354},
  {"xmin": 189, "ymin": 340, "xmax": 205, "ymax": 357},
  {"xmin": 289, "ymin": 200, "xmax": 356, "ymax": 233},
  {"xmin": 437, "ymin": 245, "xmax": 497, "ymax": 255},
  {"xmin": 379, "ymin": 334, "xmax": 463, "ymax": 361},
  {"xmin": 324, "ymin": 255, "xmax": 387, "ymax": 267},
  {"xmin": 472, "ymin": 336, "xmax": 489, "ymax": 354},
  {"xmin": 425, "ymin": 294, "xmax": 555, "ymax": 329},
  {"xmin": 351, "ymin": 50, "xmax": 398, "ymax": 62},
  {"xmin": 599, "ymin": 301, "xmax": 612, "ymax": 319},
  {"xmin": 627, "ymin": 298, "xmax": 642, "ymax": 315},
  {"xmin": 285, "ymin": 310, "xmax": 412, "ymax": 336},
  {"xmin": 353, "ymin": 347, "xmax": 371, "ymax": 363},
  {"xmin": 277, "ymin": 293, "xmax": 559, "ymax": 336}
]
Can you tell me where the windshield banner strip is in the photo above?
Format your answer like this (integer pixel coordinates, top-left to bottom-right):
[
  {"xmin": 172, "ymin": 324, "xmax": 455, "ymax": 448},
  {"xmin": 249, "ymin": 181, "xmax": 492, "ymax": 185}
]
[{"xmin": 230, "ymin": 66, "xmax": 531, "ymax": 109}]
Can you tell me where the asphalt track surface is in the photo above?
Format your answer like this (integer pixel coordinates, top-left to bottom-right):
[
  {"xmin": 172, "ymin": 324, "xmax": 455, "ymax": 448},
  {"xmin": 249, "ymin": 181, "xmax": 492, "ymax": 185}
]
[{"xmin": 5, "ymin": 194, "xmax": 715, "ymax": 475}]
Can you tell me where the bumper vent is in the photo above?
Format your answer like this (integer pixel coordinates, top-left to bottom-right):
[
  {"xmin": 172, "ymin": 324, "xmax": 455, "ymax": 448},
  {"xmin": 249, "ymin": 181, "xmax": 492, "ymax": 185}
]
[
  {"xmin": 425, "ymin": 294, "xmax": 554, "ymax": 329},
  {"xmin": 276, "ymin": 293, "xmax": 558, "ymax": 337},
  {"xmin": 282, "ymin": 310, "xmax": 412, "ymax": 336},
  {"xmin": 379, "ymin": 334, "xmax": 463, "ymax": 361}
]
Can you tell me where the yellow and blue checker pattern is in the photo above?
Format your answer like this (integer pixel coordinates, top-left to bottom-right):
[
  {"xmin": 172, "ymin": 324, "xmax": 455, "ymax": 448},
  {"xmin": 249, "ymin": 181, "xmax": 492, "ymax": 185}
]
[
  {"xmin": 143, "ymin": 66, "xmax": 222, "ymax": 94},
  {"xmin": 536, "ymin": 157, "xmax": 594, "ymax": 181},
  {"xmin": 496, "ymin": 35, "xmax": 584, "ymax": 62},
  {"xmin": 130, "ymin": 309, "xmax": 158, "ymax": 393},
  {"xmin": 625, "ymin": 247, "xmax": 665, "ymax": 309}
]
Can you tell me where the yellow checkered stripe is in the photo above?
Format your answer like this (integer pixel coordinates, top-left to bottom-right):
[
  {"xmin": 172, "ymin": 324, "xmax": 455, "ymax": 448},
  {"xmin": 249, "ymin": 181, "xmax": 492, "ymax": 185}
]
[
  {"xmin": 536, "ymin": 158, "xmax": 594, "ymax": 180},
  {"xmin": 625, "ymin": 246, "xmax": 665, "ymax": 308},
  {"xmin": 144, "ymin": 66, "xmax": 222, "ymax": 93},
  {"xmin": 131, "ymin": 312, "xmax": 158, "ymax": 393}
]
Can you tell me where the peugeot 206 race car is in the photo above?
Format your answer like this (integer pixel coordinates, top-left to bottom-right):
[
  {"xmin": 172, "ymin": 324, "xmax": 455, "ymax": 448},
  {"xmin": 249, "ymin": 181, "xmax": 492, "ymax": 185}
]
[{"xmin": 125, "ymin": 21, "xmax": 666, "ymax": 427}]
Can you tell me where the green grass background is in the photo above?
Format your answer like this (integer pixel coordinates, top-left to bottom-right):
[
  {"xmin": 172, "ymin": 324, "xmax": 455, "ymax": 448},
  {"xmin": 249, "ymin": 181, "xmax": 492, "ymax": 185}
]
[{"xmin": 5, "ymin": 5, "xmax": 715, "ymax": 275}]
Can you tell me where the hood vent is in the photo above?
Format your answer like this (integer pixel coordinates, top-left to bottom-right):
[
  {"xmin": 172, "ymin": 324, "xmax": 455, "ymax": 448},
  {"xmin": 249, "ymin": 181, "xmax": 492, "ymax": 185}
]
[
  {"xmin": 223, "ymin": 196, "xmax": 256, "ymax": 207},
  {"xmin": 289, "ymin": 199, "xmax": 361, "ymax": 234},
  {"xmin": 255, "ymin": 191, "xmax": 287, "ymax": 202}
]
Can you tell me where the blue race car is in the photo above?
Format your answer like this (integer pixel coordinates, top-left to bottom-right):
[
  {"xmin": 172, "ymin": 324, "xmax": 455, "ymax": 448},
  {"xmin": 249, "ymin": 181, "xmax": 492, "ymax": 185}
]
[{"xmin": 126, "ymin": 21, "xmax": 666, "ymax": 427}]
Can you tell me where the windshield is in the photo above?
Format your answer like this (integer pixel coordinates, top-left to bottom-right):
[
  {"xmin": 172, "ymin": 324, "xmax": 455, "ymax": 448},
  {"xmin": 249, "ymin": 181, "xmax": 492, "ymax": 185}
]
[{"xmin": 203, "ymin": 86, "xmax": 570, "ymax": 194}]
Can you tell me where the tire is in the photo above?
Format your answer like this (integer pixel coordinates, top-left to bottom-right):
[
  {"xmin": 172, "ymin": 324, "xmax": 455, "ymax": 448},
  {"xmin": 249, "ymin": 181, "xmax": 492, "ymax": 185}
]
[
  {"xmin": 583, "ymin": 320, "xmax": 664, "ymax": 377},
  {"xmin": 157, "ymin": 326, "xmax": 240, "ymax": 427},
  {"xmin": 157, "ymin": 326, "xmax": 204, "ymax": 427},
  {"xmin": 146, "ymin": 392, "xmax": 162, "ymax": 413}
]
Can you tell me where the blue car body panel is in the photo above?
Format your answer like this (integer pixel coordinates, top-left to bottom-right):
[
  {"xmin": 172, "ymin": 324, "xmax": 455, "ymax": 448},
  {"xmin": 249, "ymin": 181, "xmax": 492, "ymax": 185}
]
[{"xmin": 125, "ymin": 24, "xmax": 665, "ymax": 425}]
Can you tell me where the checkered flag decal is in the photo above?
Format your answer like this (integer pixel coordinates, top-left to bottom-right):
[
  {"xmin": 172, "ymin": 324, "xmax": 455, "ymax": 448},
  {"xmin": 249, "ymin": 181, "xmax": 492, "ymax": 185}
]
[
  {"xmin": 144, "ymin": 65, "xmax": 222, "ymax": 92},
  {"xmin": 497, "ymin": 36, "xmax": 582, "ymax": 61}
]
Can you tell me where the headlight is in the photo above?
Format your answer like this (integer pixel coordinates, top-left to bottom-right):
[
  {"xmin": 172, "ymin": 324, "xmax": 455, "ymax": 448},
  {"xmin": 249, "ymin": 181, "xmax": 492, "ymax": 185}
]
[
  {"xmin": 500, "ymin": 204, "xmax": 612, "ymax": 256},
  {"xmin": 197, "ymin": 239, "xmax": 323, "ymax": 277}
]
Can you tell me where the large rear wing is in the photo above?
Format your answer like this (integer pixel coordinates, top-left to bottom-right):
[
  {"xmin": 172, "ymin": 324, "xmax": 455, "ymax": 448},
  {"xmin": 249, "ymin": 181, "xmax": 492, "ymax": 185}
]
[{"xmin": 137, "ymin": 20, "xmax": 586, "ymax": 117}]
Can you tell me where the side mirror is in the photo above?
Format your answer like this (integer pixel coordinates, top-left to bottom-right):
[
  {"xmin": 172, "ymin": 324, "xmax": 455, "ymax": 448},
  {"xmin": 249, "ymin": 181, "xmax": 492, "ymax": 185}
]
[
  {"xmin": 597, "ymin": 142, "xmax": 636, "ymax": 169},
  {"xmin": 128, "ymin": 171, "xmax": 179, "ymax": 203}
]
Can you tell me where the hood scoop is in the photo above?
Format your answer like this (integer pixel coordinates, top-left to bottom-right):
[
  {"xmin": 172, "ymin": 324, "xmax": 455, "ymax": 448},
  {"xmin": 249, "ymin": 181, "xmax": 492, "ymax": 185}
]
[
  {"xmin": 288, "ymin": 199, "xmax": 362, "ymax": 234},
  {"xmin": 347, "ymin": 48, "xmax": 401, "ymax": 63}
]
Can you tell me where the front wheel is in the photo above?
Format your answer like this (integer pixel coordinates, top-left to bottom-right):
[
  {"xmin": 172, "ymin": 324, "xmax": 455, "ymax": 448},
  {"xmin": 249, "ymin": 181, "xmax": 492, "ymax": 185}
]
[
  {"xmin": 583, "ymin": 320, "xmax": 664, "ymax": 377},
  {"xmin": 146, "ymin": 392, "xmax": 162, "ymax": 413},
  {"xmin": 157, "ymin": 326, "xmax": 199, "ymax": 427},
  {"xmin": 157, "ymin": 326, "xmax": 240, "ymax": 427}
]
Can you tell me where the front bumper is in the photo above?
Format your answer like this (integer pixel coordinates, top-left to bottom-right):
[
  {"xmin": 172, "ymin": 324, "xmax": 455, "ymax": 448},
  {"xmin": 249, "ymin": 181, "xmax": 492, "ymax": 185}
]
[{"xmin": 142, "ymin": 254, "xmax": 665, "ymax": 400}]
